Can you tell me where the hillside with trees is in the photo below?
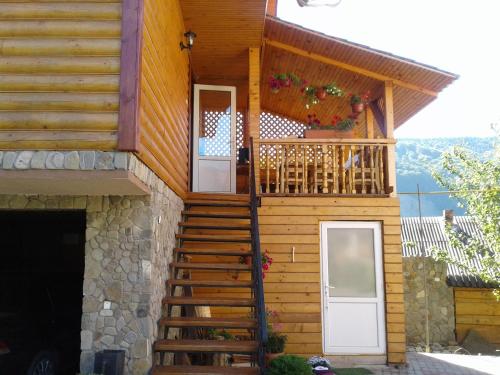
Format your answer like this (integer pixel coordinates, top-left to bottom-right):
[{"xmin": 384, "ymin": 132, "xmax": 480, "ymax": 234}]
[{"xmin": 396, "ymin": 137, "xmax": 495, "ymax": 216}]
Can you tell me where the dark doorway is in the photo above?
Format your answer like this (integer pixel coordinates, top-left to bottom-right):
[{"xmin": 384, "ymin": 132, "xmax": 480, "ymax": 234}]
[{"xmin": 0, "ymin": 210, "xmax": 85, "ymax": 375}]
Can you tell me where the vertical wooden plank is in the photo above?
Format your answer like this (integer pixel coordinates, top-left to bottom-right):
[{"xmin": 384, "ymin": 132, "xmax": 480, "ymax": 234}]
[
  {"xmin": 117, "ymin": 0, "xmax": 144, "ymax": 151},
  {"xmin": 370, "ymin": 145, "xmax": 375, "ymax": 193},
  {"xmin": 266, "ymin": 144, "xmax": 270, "ymax": 193},
  {"xmin": 249, "ymin": 47, "xmax": 261, "ymax": 190},
  {"xmin": 303, "ymin": 145, "xmax": 308, "ymax": 194},
  {"xmin": 294, "ymin": 144, "xmax": 299, "ymax": 193},
  {"xmin": 384, "ymin": 80, "xmax": 397, "ymax": 196},
  {"xmin": 379, "ymin": 146, "xmax": 385, "ymax": 195},
  {"xmin": 350, "ymin": 145, "xmax": 356, "ymax": 194},
  {"xmin": 313, "ymin": 146, "xmax": 318, "ymax": 194},
  {"xmin": 361, "ymin": 145, "xmax": 366, "ymax": 194},
  {"xmin": 321, "ymin": 145, "xmax": 328, "ymax": 193},
  {"xmin": 340, "ymin": 145, "xmax": 346, "ymax": 194},
  {"xmin": 332, "ymin": 144, "xmax": 337, "ymax": 194},
  {"xmin": 276, "ymin": 145, "xmax": 280, "ymax": 193}
]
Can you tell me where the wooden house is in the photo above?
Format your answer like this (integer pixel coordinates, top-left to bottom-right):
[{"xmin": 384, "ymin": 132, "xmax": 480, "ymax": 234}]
[{"xmin": 0, "ymin": 0, "xmax": 457, "ymax": 373}]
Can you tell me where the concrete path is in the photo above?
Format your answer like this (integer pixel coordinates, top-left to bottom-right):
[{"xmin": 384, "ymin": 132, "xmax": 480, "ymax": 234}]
[{"xmin": 363, "ymin": 352, "xmax": 500, "ymax": 375}]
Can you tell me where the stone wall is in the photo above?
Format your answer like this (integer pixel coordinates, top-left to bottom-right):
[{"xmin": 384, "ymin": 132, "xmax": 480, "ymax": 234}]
[
  {"xmin": 0, "ymin": 153, "xmax": 183, "ymax": 374},
  {"xmin": 403, "ymin": 257, "xmax": 456, "ymax": 346}
]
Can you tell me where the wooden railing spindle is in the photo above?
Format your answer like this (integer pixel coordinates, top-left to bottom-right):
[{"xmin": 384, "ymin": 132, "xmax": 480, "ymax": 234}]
[
  {"xmin": 361, "ymin": 145, "xmax": 366, "ymax": 194},
  {"xmin": 332, "ymin": 145, "xmax": 337, "ymax": 194},
  {"xmin": 265, "ymin": 144, "xmax": 270, "ymax": 194},
  {"xmin": 378, "ymin": 146, "xmax": 385, "ymax": 194},
  {"xmin": 294, "ymin": 144, "xmax": 299, "ymax": 193},
  {"xmin": 321, "ymin": 145, "xmax": 328, "ymax": 193},
  {"xmin": 370, "ymin": 145, "xmax": 375, "ymax": 193}
]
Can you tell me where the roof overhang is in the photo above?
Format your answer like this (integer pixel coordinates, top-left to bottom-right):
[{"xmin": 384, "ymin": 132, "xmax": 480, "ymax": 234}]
[{"xmin": 262, "ymin": 17, "xmax": 459, "ymax": 129}]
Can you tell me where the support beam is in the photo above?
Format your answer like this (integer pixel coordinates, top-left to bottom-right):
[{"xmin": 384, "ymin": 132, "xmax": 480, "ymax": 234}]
[
  {"xmin": 117, "ymin": 0, "xmax": 144, "ymax": 151},
  {"xmin": 249, "ymin": 47, "xmax": 261, "ymax": 190},
  {"xmin": 384, "ymin": 80, "xmax": 397, "ymax": 196},
  {"xmin": 369, "ymin": 100, "xmax": 386, "ymax": 136},
  {"xmin": 264, "ymin": 38, "xmax": 438, "ymax": 97}
]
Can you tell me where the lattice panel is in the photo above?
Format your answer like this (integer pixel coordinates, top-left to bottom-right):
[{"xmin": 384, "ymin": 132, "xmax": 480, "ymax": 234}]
[
  {"xmin": 260, "ymin": 112, "xmax": 307, "ymax": 140},
  {"xmin": 200, "ymin": 111, "xmax": 244, "ymax": 156}
]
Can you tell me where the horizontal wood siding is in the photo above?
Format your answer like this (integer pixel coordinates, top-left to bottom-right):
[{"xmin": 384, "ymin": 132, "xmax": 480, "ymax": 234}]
[
  {"xmin": 137, "ymin": 0, "xmax": 190, "ymax": 197},
  {"xmin": 192, "ymin": 197, "xmax": 405, "ymax": 363},
  {"xmin": 0, "ymin": 1, "xmax": 122, "ymax": 150},
  {"xmin": 454, "ymin": 288, "xmax": 500, "ymax": 344}
]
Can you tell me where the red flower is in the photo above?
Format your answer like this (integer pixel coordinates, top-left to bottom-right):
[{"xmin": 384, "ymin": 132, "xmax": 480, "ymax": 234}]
[{"xmin": 263, "ymin": 263, "xmax": 269, "ymax": 271}]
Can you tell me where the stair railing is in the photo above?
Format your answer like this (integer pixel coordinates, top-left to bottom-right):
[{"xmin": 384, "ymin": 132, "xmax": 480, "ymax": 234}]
[{"xmin": 249, "ymin": 137, "xmax": 268, "ymax": 372}]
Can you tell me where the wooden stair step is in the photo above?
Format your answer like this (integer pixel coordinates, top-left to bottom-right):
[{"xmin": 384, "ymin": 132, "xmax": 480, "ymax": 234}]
[
  {"xmin": 176, "ymin": 234, "xmax": 251, "ymax": 243},
  {"xmin": 154, "ymin": 339, "xmax": 258, "ymax": 354},
  {"xmin": 153, "ymin": 366, "xmax": 259, "ymax": 375},
  {"xmin": 182, "ymin": 211, "xmax": 251, "ymax": 219},
  {"xmin": 160, "ymin": 316, "xmax": 257, "ymax": 329},
  {"xmin": 167, "ymin": 279, "xmax": 253, "ymax": 288},
  {"xmin": 185, "ymin": 200, "xmax": 250, "ymax": 207},
  {"xmin": 170, "ymin": 262, "xmax": 251, "ymax": 271},
  {"xmin": 164, "ymin": 296, "xmax": 255, "ymax": 307},
  {"xmin": 174, "ymin": 247, "xmax": 252, "ymax": 256},
  {"xmin": 179, "ymin": 222, "xmax": 251, "ymax": 230},
  {"xmin": 186, "ymin": 193, "xmax": 250, "ymax": 202}
]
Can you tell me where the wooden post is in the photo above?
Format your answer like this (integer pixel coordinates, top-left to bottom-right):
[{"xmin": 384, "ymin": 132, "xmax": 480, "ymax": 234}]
[
  {"xmin": 249, "ymin": 47, "xmax": 261, "ymax": 191},
  {"xmin": 384, "ymin": 80, "xmax": 397, "ymax": 196}
]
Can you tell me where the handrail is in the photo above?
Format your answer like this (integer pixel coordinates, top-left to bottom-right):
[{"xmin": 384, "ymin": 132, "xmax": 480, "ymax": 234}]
[
  {"xmin": 249, "ymin": 137, "xmax": 267, "ymax": 372},
  {"xmin": 258, "ymin": 137, "xmax": 396, "ymax": 145}
]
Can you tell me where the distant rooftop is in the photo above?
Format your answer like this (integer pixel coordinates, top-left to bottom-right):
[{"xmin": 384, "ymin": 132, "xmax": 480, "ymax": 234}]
[{"xmin": 401, "ymin": 214, "xmax": 497, "ymax": 288}]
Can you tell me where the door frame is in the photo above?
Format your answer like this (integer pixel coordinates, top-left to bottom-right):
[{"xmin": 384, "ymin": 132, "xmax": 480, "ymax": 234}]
[
  {"xmin": 319, "ymin": 221, "xmax": 386, "ymax": 355},
  {"xmin": 192, "ymin": 84, "xmax": 237, "ymax": 193}
]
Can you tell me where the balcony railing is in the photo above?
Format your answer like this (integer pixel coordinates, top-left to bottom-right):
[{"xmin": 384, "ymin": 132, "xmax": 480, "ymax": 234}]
[{"xmin": 254, "ymin": 138, "xmax": 394, "ymax": 196}]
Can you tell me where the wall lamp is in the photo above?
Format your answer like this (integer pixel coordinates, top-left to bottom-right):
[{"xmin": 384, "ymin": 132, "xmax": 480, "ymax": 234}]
[{"xmin": 180, "ymin": 30, "xmax": 196, "ymax": 51}]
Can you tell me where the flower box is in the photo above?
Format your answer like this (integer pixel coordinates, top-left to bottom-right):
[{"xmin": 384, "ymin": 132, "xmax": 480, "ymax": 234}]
[{"xmin": 304, "ymin": 129, "xmax": 354, "ymax": 139}]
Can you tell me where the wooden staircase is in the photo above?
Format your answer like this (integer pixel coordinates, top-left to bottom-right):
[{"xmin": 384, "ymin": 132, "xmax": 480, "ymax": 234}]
[{"xmin": 152, "ymin": 193, "xmax": 264, "ymax": 374}]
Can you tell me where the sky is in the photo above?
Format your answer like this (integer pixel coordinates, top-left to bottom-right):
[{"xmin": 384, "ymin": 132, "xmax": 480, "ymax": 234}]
[{"xmin": 277, "ymin": 0, "xmax": 500, "ymax": 138}]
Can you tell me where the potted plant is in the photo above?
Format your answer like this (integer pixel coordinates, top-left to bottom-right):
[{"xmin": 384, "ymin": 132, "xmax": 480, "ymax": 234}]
[
  {"xmin": 265, "ymin": 309, "xmax": 287, "ymax": 363},
  {"xmin": 265, "ymin": 330, "xmax": 288, "ymax": 363},
  {"xmin": 303, "ymin": 114, "xmax": 356, "ymax": 139},
  {"xmin": 349, "ymin": 90, "xmax": 370, "ymax": 115},
  {"xmin": 266, "ymin": 354, "xmax": 313, "ymax": 375}
]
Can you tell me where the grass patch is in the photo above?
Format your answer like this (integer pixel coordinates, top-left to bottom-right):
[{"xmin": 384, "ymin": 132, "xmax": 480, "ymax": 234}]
[{"xmin": 333, "ymin": 369, "xmax": 373, "ymax": 375}]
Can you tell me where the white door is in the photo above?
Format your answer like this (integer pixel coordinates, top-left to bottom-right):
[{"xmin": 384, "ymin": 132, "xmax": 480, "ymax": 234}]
[
  {"xmin": 192, "ymin": 84, "xmax": 236, "ymax": 193},
  {"xmin": 320, "ymin": 221, "xmax": 386, "ymax": 355}
]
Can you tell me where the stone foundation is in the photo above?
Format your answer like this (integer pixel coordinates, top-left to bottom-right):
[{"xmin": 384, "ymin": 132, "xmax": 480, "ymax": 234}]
[
  {"xmin": 403, "ymin": 257, "xmax": 455, "ymax": 346},
  {"xmin": 0, "ymin": 153, "xmax": 183, "ymax": 374}
]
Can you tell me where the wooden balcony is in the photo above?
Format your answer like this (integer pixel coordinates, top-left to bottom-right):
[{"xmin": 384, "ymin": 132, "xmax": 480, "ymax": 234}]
[{"xmin": 254, "ymin": 138, "xmax": 395, "ymax": 196}]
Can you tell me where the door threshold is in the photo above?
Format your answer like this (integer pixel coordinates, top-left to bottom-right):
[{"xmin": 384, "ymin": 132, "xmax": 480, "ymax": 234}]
[{"xmin": 324, "ymin": 354, "xmax": 387, "ymax": 366}]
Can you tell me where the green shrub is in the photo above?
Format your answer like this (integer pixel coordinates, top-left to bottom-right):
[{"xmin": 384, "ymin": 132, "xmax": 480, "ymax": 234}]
[
  {"xmin": 266, "ymin": 354, "xmax": 313, "ymax": 375},
  {"xmin": 266, "ymin": 331, "xmax": 287, "ymax": 353}
]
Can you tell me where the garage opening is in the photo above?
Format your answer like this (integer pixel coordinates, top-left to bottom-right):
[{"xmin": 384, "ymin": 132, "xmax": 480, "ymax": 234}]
[{"xmin": 0, "ymin": 210, "xmax": 85, "ymax": 375}]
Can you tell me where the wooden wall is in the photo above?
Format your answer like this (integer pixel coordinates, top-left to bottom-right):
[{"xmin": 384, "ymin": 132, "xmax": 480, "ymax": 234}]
[
  {"xmin": 137, "ymin": 0, "xmax": 190, "ymax": 198},
  {"xmin": 0, "ymin": 1, "xmax": 122, "ymax": 149},
  {"xmin": 191, "ymin": 197, "xmax": 406, "ymax": 364},
  {"xmin": 454, "ymin": 288, "xmax": 500, "ymax": 345},
  {"xmin": 257, "ymin": 197, "xmax": 406, "ymax": 364}
]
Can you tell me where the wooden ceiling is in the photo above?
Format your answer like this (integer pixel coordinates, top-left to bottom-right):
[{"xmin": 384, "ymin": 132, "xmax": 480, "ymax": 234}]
[
  {"xmin": 180, "ymin": 0, "xmax": 266, "ymax": 84},
  {"xmin": 262, "ymin": 17, "xmax": 459, "ymax": 129}
]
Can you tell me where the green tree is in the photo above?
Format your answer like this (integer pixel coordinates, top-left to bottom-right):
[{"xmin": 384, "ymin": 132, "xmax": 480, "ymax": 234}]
[{"xmin": 431, "ymin": 129, "xmax": 499, "ymax": 293}]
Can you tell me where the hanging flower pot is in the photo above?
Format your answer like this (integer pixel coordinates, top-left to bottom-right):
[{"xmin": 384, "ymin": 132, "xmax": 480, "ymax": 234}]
[
  {"xmin": 351, "ymin": 102, "xmax": 365, "ymax": 114},
  {"xmin": 316, "ymin": 87, "xmax": 327, "ymax": 101}
]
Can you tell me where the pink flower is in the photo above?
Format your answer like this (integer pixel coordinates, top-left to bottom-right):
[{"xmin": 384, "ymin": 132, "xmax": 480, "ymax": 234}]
[{"xmin": 263, "ymin": 263, "xmax": 269, "ymax": 271}]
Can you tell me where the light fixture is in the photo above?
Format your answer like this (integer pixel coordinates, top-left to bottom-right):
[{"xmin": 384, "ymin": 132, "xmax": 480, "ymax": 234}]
[
  {"xmin": 180, "ymin": 30, "xmax": 196, "ymax": 51},
  {"xmin": 297, "ymin": 0, "xmax": 342, "ymax": 7}
]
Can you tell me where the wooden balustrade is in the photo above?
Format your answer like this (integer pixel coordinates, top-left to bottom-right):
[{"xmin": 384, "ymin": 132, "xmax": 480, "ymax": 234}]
[{"xmin": 255, "ymin": 138, "xmax": 394, "ymax": 196}]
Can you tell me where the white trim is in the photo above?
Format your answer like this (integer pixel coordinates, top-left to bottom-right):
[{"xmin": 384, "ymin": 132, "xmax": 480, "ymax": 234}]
[
  {"xmin": 320, "ymin": 221, "xmax": 386, "ymax": 355},
  {"xmin": 192, "ymin": 84, "xmax": 236, "ymax": 193}
]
